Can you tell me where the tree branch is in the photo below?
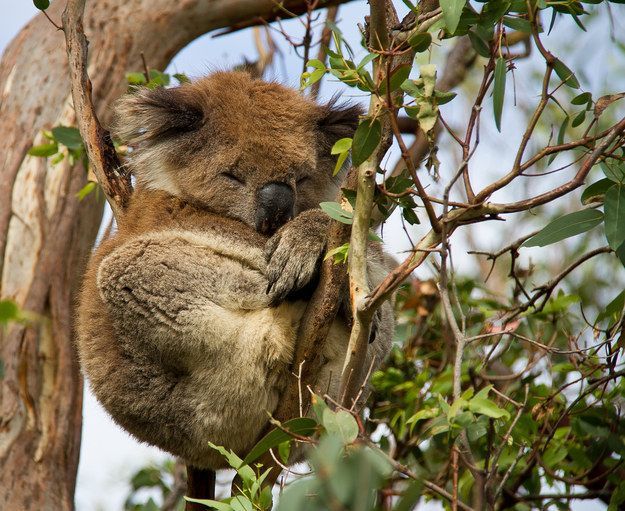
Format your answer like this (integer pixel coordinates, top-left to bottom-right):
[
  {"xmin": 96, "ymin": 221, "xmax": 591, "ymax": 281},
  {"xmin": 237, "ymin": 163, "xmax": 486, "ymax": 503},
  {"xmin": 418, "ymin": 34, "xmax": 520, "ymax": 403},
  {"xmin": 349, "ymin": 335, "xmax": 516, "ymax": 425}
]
[{"xmin": 62, "ymin": 0, "xmax": 132, "ymax": 222}]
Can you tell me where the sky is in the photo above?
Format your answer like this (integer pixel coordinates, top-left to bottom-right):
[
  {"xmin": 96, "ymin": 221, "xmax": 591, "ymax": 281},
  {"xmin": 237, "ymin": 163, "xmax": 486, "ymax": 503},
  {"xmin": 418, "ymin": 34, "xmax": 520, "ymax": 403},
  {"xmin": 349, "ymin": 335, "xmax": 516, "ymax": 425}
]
[{"xmin": 3, "ymin": 1, "xmax": 624, "ymax": 510}]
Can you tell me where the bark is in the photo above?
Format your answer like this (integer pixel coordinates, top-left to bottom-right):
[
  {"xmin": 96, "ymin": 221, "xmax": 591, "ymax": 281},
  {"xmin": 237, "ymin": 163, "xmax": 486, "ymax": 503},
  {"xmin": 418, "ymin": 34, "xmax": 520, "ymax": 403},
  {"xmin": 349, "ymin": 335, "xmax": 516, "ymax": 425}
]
[{"xmin": 0, "ymin": 1, "xmax": 350, "ymax": 509}]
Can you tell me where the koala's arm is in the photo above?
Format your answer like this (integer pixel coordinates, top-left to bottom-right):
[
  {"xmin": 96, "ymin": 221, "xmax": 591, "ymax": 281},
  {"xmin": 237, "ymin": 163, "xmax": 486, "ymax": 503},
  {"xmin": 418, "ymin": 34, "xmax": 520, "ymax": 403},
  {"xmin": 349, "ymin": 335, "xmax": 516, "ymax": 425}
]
[
  {"xmin": 265, "ymin": 209, "xmax": 395, "ymax": 340},
  {"xmin": 95, "ymin": 230, "xmax": 277, "ymax": 353}
]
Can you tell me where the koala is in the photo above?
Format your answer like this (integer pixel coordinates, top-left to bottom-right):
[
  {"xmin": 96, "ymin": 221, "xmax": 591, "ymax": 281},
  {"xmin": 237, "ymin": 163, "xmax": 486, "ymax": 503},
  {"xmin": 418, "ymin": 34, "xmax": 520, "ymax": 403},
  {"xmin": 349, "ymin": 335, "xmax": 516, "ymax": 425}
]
[{"xmin": 77, "ymin": 71, "xmax": 395, "ymax": 469}]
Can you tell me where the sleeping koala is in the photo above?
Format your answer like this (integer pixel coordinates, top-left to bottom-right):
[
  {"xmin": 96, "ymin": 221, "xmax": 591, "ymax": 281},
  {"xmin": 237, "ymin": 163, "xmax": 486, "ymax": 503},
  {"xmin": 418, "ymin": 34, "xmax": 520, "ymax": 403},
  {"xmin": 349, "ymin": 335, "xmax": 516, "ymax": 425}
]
[{"xmin": 77, "ymin": 71, "xmax": 394, "ymax": 469}]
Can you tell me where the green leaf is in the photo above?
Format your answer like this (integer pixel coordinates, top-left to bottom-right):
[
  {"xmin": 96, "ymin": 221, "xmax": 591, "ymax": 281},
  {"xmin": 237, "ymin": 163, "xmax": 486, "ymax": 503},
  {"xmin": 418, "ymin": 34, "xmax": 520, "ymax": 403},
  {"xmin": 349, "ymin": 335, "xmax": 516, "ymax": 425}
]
[
  {"xmin": 147, "ymin": 69, "xmax": 170, "ymax": 88},
  {"xmin": 276, "ymin": 478, "xmax": 318, "ymax": 511},
  {"xmin": 406, "ymin": 408, "xmax": 440, "ymax": 425},
  {"xmin": 468, "ymin": 30, "xmax": 491, "ymax": 58},
  {"xmin": 208, "ymin": 442, "xmax": 244, "ymax": 470},
  {"xmin": 311, "ymin": 393, "xmax": 329, "ymax": 421},
  {"xmin": 604, "ymin": 185, "xmax": 625, "ymax": 250},
  {"xmin": 0, "ymin": 300, "xmax": 19, "ymax": 324},
  {"xmin": 542, "ymin": 445, "xmax": 568, "ymax": 468},
  {"xmin": 601, "ymin": 160, "xmax": 625, "ymax": 183},
  {"xmin": 548, "ymin": 116, "xmax": 569, "ymax": 164},
  {"xmin": 571, "ymin": 110, "xmax": 586, "ymax": 128},
  {"xmin": 76, "ymin": 181, "xmax": 97, "ymax": 201},
  {"xmin": 325, "ymin": 243, "xmax": 350, "ymax": 264},
  {"xmin": 278, "ymin": 440, "xmax": 291, "ymax": 464},
  {"xmin": 33, "ymin": 0, "xmax": 50, "ymax": 10},
  {"xmin": 553, "ymin": 58, "xmax": 581, "ymax": 89},
  {"xmin": 609, "ymin": 481, "xmax": 625, "ymax": 511},
  {"xmin": 467, "ymin": 420, "xmax": 488, "ymax": 441},
  {"xmin": 402, "ymin": 207, "xmax": 420, "ymax": 225},
  {"xmin": 493, "ymin": 57, "xmax": 507, "ymax": 132},
  {"xmin": 502, "ymin": 16, "xmax": 533, "ymax": 33},
  {"xmin": 523, "ymin": 209, "xmax": 604, "ymax": 247},
  {"xmin": 351, "ymin": 118, "xmax": 381, "ymax": 167},
  {"xmin": 369, "ymin": 230, "xmax": 383, "ymax": 242},
  {"xmin": 183, "ymin": 497, "xmax": 232, "ymax": 510},
  {"xmin": 230, "ymin": 496, "xmax": 253, "ymax": 511},
  {"xmin": 435, "ymin": 90, "xmax": 457, "ymax": 105},
  {"xmin": 440, "ymin": 0, "xmax": 466, "ymax": 33},
  {"xmin": 408, "ymin": 32, "xmax": 432, "ymax": 53},
  {"xmin": 322, "ymin": 409, "xmax": 359, "ymax": 444},
  {"xmin": 52, "ymin": 126, "xmax": 83, "ymax": 150},
  {"xmin": 380, "ymin": 64, "xmax": 412, "ymax": 94},
  {"xmin": 173, "ymin": 73, "xmax": 190, "ymax": 84},
  {"xmin": 581, "ymin": 178, "xmax": 615, "ymax": 205},
  {"xmin": 617, "ymin": 242, "xmax": 625, "ymax": 269},
  {"xmin": 333, "ymin": 151, "xmax": 350, "ymax": 176},
  {"xmin": 320, "ymin": 201, "xmax": 353, "ymax": 224},
  {"xmin": 28, "ymin": 142, "xmax": 58, "ymax": 157},
  {"xmin": 357, "ymin": 52, "xmax": 378, "ymax": 70},
  {"xmin": 596, "ymin": 290, "xmax": 625, "ymax": 324},
  {"xmin": 126, "ymin": 72, "xmax": 147, "ymax": 85},
  {"xmin": 331, "ymin": 137, "xmax": 352, "ymax": 155},
  {"xmin": 394, "ymin": 481, "xmax": 423, "ymax": 511},
  {"xmin": 571, "ymin": 91, "xmax": 592, "ymax": 105},
  {"xmin": 469, "ymin": 397, "xmax": 509, "ymax": 419},
  {"xmin": 243, "ymin": 418, "xmax": 317, "ymax": 464}
]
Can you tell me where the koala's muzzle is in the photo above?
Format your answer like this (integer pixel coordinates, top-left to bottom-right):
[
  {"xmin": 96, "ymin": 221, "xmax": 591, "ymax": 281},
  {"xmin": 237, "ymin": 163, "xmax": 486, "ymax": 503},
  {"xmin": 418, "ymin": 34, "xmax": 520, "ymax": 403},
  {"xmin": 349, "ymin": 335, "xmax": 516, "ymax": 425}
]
[{"xmin": 256, "ymin": 182, "xmax": 294, "ymax": 235}]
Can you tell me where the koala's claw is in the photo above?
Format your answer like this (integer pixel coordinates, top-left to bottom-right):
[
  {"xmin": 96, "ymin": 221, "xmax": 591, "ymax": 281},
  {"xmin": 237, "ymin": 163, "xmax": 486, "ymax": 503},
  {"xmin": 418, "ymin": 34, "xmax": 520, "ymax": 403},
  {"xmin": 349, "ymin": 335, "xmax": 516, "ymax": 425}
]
[{"xmin": 265, "ymin": 209, "xmax": 329, "ymax": 305}]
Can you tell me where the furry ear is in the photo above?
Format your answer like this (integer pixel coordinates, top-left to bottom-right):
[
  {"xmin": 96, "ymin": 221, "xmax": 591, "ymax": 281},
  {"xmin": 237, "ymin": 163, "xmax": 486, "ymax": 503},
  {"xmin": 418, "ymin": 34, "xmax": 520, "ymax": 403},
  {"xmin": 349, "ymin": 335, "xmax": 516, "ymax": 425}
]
[
  {"xmin": 112, "ymin": 86, "xmax": 204, "ymax": 145},
  {"xmin": 317, "ymin": 99, "xmax": 363, "ymax": 150}
]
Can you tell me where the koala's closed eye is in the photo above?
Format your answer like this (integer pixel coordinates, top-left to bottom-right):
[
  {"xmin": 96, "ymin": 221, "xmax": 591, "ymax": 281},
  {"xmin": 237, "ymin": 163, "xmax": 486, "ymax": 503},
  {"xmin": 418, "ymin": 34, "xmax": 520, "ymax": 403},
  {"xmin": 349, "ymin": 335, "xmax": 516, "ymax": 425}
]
[
  {"xmin": 296, "ymin": 176, "xmax": 310, "ymax": 186},
  {"xmin": 220, "ymin": 171, "xmax": 245, "ymax": 185}
]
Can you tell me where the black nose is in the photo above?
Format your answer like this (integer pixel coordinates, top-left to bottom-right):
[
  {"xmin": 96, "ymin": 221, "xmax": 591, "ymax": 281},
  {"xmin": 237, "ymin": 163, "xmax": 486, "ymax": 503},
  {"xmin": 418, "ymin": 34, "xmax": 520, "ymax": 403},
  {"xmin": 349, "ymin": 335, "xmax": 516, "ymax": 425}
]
[{"xmin": 256, "ymin": 182, "xmax": 295, "ymax": 235}]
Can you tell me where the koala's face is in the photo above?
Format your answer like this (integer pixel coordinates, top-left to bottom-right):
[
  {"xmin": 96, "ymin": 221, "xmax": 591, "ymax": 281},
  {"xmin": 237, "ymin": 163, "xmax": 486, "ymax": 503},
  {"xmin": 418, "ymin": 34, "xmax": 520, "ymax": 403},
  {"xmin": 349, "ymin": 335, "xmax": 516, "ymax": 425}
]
[{"xmin": 113, "ymin": 71, "xmax": 361, "ymax": 235}]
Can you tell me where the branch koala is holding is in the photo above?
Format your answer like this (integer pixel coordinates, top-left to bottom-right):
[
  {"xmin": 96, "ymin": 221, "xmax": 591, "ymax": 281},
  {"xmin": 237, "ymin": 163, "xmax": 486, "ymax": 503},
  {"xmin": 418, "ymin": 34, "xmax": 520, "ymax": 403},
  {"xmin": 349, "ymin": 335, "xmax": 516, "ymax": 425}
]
[{"xmin": 77, "ymin": 71, "xmax": 394, "ymax": 469}]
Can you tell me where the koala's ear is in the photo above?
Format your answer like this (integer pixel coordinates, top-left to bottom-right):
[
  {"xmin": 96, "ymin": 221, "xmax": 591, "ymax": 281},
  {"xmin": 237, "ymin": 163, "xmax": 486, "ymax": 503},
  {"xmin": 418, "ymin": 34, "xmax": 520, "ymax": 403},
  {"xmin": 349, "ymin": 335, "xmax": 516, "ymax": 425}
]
[
  {"xmin": 316, "ymin": 99, "xmax": 363, "ymax": 150},
  {"xmin": 112, "ymin": 86, "xmax": 204, "ymax": 145}
]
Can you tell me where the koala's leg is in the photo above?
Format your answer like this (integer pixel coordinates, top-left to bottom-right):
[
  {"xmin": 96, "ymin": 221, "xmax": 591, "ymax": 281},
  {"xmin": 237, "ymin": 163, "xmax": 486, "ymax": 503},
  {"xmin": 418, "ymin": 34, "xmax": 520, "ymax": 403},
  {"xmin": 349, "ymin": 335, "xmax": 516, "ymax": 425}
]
[{"xmin": 86, "ymin": 230, "xmax": 300, "ymax": 467}]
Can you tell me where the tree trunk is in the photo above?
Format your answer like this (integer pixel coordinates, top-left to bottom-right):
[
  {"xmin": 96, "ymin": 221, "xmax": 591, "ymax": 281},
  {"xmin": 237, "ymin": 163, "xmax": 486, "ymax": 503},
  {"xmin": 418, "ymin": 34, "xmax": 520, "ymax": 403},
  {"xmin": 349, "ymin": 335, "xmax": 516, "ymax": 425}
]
[{"xmin": 0, "ymin": 1, "xmax": 349, "ymax": 509}]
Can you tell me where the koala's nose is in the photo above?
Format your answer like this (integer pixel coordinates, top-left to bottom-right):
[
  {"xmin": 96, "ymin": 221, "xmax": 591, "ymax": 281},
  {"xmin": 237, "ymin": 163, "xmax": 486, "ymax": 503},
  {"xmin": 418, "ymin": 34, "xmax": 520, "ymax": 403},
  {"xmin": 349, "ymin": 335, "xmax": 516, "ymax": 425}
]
[{"xmin": 256, "ymin": 182, "xmax": 295, "ymax": 235}]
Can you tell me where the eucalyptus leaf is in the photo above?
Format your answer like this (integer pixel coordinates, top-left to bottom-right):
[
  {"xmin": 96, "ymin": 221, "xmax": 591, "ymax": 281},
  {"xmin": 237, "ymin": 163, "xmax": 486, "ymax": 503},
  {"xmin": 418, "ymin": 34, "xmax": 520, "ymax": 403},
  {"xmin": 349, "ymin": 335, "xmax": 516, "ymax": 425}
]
[
  {"xmin": 33, "ymin": 0, "xmax": 50, "ymax": 10},
  {"xmin": 468, "ymin": 30, "xmax": 490, "ymax": 58},
  {"xmin": 571, "ymin": 110, "xmax": 586, "ymax": 128},
  {"xmin": 502, "ymin": 16, "xmax": 532, "ymax": 33},
  {"xmin": 468, "ymin": 397, "xmax": 509, "ymax": 419},
  {"xmin": 581, "ymin": 178, "xmax": 615, "ymax": 205},
  {"xmin": 571, "ymin": 91, "xmax": 592, "ymax": 105},
  {"xmin": 440, "ymin": 0, "xmax": 466, "ymax": 34},
  {"xmin": 322, "ymin": 409, "xmax": 359, "ymax": 444},
  {"xmin": 596, "ymin": 290, "xmax": 625, "ymax": 324},
  {"xmin": 548, "ymin": 116, "xmax": 569, "ymax": 164},
  {"xmin": 408, "ymin": 32, "xmax": 432, "ymax": 53},
  {"xmin": 28, "ymin": 142, "xmax": 58, "ymax": 157},
  {"xmin": 493, "ymin": 57, "xmax": 507, "ymax": 132},
  {"xmin": 351, "ymin": 118, "xmax": 381, "ymax": 166},
  {"xmin": 601, "ymin": 160, "xmax": 625, "ymax": 183},
  {"xmin": 523, "ymin": 209, "xmax": 603, "ymax": 247},
  {"xmin": 52, "ymin": 126, "xmax": 83, "ymax": 150},
  {"xmin": 320, "ymin": 201, "xmax": 353, "ymax": 224},
  {"xmin": 604, "ymin": 185, "xmax": 625, "ymax": 250},
  {"xmin": 0, "ymin": 300, "xmax": 19, "ymax": 324},
  {"xmin": 184, "ymin": 498, "xmax": 232, "ymax": 511},
  {"xmin": 243, "ymin": 417, "xmax": 317, "ymax": 464},
  {"xmin": 331, "ymin": 138, "xmax": 352, "ymax": 155},
  {"xmin": 553, "ymin": 58, "xmax": 581, "ymax": 89}
]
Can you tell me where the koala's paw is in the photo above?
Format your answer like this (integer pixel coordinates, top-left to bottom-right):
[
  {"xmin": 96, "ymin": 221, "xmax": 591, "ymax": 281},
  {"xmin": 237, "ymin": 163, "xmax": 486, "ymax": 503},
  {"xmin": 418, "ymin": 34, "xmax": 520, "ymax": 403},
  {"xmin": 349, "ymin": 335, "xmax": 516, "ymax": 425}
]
[{"xmin": 265, "ymin": 209, "xmax": 329, "ymax": 305}]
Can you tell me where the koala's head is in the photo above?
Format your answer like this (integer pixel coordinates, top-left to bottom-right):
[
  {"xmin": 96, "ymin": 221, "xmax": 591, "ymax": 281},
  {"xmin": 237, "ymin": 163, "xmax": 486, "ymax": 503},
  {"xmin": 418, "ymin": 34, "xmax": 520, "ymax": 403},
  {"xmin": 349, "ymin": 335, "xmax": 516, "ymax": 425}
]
[{"xmin": 113, "ymin": 71, "xmax": 361, "ymax": 235}]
